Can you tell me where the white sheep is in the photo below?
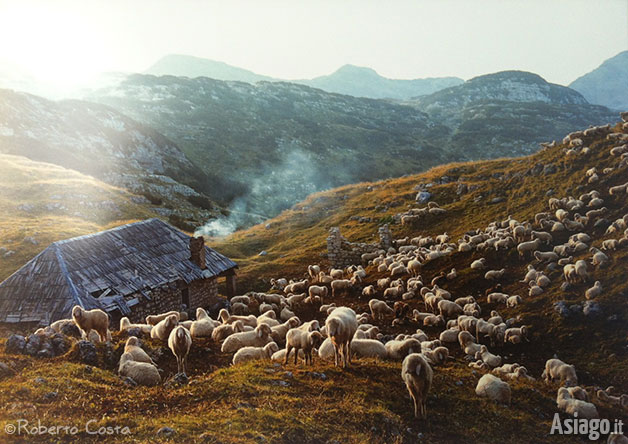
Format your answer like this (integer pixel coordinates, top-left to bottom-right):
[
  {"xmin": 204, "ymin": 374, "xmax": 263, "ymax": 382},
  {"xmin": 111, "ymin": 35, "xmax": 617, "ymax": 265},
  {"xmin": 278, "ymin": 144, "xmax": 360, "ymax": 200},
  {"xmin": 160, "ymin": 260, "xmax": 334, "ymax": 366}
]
[
  {"xmin": 284, "ymin": 329, "xmax": 324, "ymax": 365},
  {"xmin": 542, "ymin": 358, "xmax": 578, "ymax": 386},
  {"xmin": 349, "ymin": 338, "xmax": 388, "ymax": 359},
  {"xmin": 556, "ymin": 387, "xmax": 599, "ymax": 419},
  {"xmin": 271, "ymin": 317, "xmax": 301, "ymax": 343},
  {"xmin": 218, "ymin": 309, "xmax": 258, "ymax": 328},
  {"xmin": 401, "ymin": 353, "xmax": 433, "ymax": 419},
  {"xmin": 150, "ymin": 314, "xmax": 179, "ymax": 341},
  {"xmin": 438, "ymin": 300, "xmax": 463, "ymax": 319},
  {"xmin": 118, "ymin": 352, "xmax": 161, "ymax": 386},
  {"xmin": 71, "ymin": 305, "xmax": 109, "ymax": 343},
  {"xmin": 475, "ymin": 374, "xmax": 511, "ymax": 405},
  {"xmin": 211, "ymin": 320, "xmax": 246, "ymax": 342},
  {"xmin": 124, "ymin": 336, "xmax": 156, "ymax": 365},
  {"xmin": 506, "ymin": 295, "xmax": 522, "ymax": 308},
  {"xmin": 119, "ymin": 317, "xmax": 152, "ymax": 335},
  {"xmin": 190, "ymin": 308, "xmax": 220, "ymax": 338},
  {"xmin": 221, "ymin": 324, "xmax": 273, "ymax": 353},
  {"xmin": 421, "ymin": 346, "xmax": 449, "ymax": 366},
  {"xmin": 331, "ymin": 279, "xmax": 354, "ymax": 297},
  {"xmin": 146, "ymin": 311, "xmax": 180, "ymax": 326},
  {"xmin": 517, "ymin": 238, "xmax": 541, "ymax": 257},
  {"xmin": 233, "ymin": 342, "xmax": 279, "ymax": 365},
  {"xmin": 475, "ymin": 345, "xmax": 502, "ymax": 368},
  {"xmin": 368, "ymin": 299, "xmax": 394, "ymax": 321},
  {"xmin": 325, "ymin": 307, "xmax": 358, "ymax": 368},
  {"xmin": 385, "ymin": 338, "xmax": 422, "ymax": 360},
  {"xmin": 168, "ymin": 325, "xmax": 192, "ymax": 375},
  {"xmin": 470, "ymin": 258, "xmax": 487, "ymax": 270},
  {"xmin": 308, "ymin": 285, "xmax": 328, "ymax": 300},
  {"xmin": 585, "ymin": 281, "xmax": 603, "ymax": 300}
]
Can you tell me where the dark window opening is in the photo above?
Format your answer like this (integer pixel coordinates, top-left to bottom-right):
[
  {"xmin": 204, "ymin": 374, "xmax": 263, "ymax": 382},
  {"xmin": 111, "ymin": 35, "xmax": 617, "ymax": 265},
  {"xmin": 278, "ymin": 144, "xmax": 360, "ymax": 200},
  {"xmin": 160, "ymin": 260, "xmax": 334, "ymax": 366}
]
[{"xmin": 181, "ymin": 288, "xmax": 190, "ymax": 309}]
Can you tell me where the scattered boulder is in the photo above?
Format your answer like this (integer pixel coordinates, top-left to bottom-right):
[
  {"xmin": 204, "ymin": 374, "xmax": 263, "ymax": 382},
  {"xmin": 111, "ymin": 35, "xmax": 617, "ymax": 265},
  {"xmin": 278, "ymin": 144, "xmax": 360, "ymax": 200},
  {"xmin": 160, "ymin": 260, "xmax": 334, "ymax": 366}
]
[
  {"xmin": 415, "ymin": 191, "xmax": 431, "ymax": 203},
  {"xmin": 60, "ymin": 323, "xmax": 81, "ymax": 338},
  {"xmin": 77, "ymin": 340, "xmax": 98, "ymax": 366},
  {"xmin": 583, "ymin": 301, "xmax": 602, "ymax": 317},
  {"xmin": 5, "ymin": 334, "xmax": 26, "ymax": 354}
]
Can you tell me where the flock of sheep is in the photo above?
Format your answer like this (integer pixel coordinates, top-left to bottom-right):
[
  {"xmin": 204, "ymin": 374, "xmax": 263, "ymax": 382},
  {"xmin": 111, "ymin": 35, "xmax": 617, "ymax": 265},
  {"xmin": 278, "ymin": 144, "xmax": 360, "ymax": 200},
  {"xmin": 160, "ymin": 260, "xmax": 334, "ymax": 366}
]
[{"xmin": 27, "ymin": 113, "xmax": 628, "ymax": 442}]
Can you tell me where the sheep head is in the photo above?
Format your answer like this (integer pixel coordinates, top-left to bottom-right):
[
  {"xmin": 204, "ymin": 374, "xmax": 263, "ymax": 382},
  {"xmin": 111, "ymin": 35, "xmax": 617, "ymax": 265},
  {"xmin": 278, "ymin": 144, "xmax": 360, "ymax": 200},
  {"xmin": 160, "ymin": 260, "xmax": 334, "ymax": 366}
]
[
  {"xmin": 256, "ymin": 323, "xmax": 271, "ymax": 338},
  {"xmin": 126, "ymin": 336, "xmax": 140, "ymax": 347},
  {"xmin": 308, "ymin": 331, "xmax": 324, "ymax": 348}
]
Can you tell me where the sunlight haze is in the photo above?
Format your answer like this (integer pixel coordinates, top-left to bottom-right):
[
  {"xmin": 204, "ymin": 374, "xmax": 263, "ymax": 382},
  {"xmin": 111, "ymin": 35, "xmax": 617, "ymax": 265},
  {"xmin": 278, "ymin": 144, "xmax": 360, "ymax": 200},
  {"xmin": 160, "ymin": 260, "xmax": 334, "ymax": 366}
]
[{"xmin": 0, "ymin": 0, "xmax": 626, "ymax": 88}]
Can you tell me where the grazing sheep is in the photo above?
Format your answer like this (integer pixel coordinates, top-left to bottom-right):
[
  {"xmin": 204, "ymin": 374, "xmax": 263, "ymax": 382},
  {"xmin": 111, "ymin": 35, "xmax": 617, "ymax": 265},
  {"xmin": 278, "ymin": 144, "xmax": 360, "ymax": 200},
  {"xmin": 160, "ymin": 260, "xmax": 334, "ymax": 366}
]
[
  {"xmin": 124, "ymin": 336, "xmax": 156, "ymax": 365},
  {"xmin": 221, "ymin": 324, "xmax": 273, "ymax": 353},
  {"xmin": 119, "ymin": 317, "xmax": 153, "ymax": 335},
  {"xmin": 331, "ymin": 279, "xmax": 354, "ymax": 298},
  {"xmin": 556, "ymin": 387, "xmax": 599, "ymax": 419},
  {"xmin": 361, "ymin": 285, "xmax": 377, "ymax": 298},
  {"xmin": 369, "ymin": 299, "xmax": 395, "ymax": 321},
  {"xmin": 168, "ymin": 326, "xmax": 192, "ymax": 375},
  {"xmin": 487, "ymin": 293, "xmax": 509, "ymax": 304},
  {"xmin": 439, "ymin": 328, "xmax": 460, "ymax": 343},
  {"xmin": 585, "ymin": 281, "xmax": 603, "ymax": 300},
  {"xmin": 421, "ymin": 346, "xmax": 449, "ymax": 366},
  {"xmin": 475, "ymin": 345, "xmax": 502, "ymax": 368},
  {"xmin": 325, "ymin": 307, "xmax": 358, "ymax": 368},
  {"xmin": 72, "ymin": 306, "xmax": 109, "ymax": 343},
  {"xmin": 211, "ymin": 320, "xmax": 246, "ymax": 342},
  {"xmin": 285, "ymin": 328, "xmax": 323, "ymax": 365},
  {"xmin": 475, "ymin": 374, "xmax": 511, "ymax": 405},
  {"xmin": 386, "ymin": 338, "xmax": 422, "ymax": 360},
  {"xmin": 590, "ymin": 248, "xmax": 610, "ymax": 267},
  {"xmin": 484, "ymin": 269, "xmax": 506, "ymax": 281},
  {"xmin": 471, "ymin": 258, "xmax": 487, "ymax": 270},
  {"xmin": 233, "ymin": 342, "xmax": 279, "ymax": 365},
  {"xmin": 146, "ymin": 311, "xmax": 180, "ymax": 326},
  {"xmin": 423, "ymin": 314, "xmax": 445, "ymax": 327},
  {"xmin": 272, "ymin": 348, "xmax": 305, "ymax": 363},
  {"xmin": 504, "ymin": 326, "xmax": 529, "ymax": 344},
  {"xmin": 401, "ymin": 353, "xmax": 433, "ymax": 419},
  {"xmin": 150, "ymin": 314, "xmax": 179, "ymax": 341},
  {"xmin": 438, "ymin": 300, "xmax": 463, "ymax": 319},
  {"xmin": 517, "ymin": 238, "xmax": 541, "ymax": 257},
  {"xmin": 308, "ymin": 285, "xmax": 328, "ymax": 301},
  {"xmin": 506, "ymin": 295, "xmax": 522, "ymax": 308},
  {"xmin": 350, "ymin": 338, "xmax": 388, "ymax": 359},
  {"xmin": 534, "ymin": 251, "xmax": 559, "ymax": 263},
  {"xmin": 280, "ymin": 306, "xmax": 297, "ymax": 322},
  {"xmin": 118, "ymin": 352, "xmax": 161, "ymax": 386},
  {"xmin": 218, "ymin": 309, "xmax": 258, "ymax": 328},
  {"xmin": 542, "ymin": 358, "xmax": 578, "ymax": 386}
]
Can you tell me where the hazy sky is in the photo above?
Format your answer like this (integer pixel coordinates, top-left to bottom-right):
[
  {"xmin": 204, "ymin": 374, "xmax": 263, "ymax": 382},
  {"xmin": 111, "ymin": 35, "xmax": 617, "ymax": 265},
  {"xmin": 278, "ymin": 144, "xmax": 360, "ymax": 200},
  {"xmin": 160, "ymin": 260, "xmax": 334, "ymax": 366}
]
[{"xmin": 0, "ymin": 0, "xmax": 626, "ymax": 88}]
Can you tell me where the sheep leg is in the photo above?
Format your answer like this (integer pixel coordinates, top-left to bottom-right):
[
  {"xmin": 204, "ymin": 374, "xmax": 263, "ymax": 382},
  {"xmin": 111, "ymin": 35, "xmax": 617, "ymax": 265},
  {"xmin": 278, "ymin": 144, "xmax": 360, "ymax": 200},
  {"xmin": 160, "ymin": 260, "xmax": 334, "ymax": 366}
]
[
  {"xmin": 294, "ymin": 346, "xmax": 299, "ymax": 365},
  {"xmin": 284, "ymin": 345, "xmax": 292, "ymax": 365},
  {"xmin": 420, "ymin": 396, "xmax": 427, "ymax": 420},
  {"xmin": 333, "ymin": 345, "xmax": 339, "ymax": 367},
  {"xmin": 411, "ymin": 393, "xmax": 419, "ymax": 418}
]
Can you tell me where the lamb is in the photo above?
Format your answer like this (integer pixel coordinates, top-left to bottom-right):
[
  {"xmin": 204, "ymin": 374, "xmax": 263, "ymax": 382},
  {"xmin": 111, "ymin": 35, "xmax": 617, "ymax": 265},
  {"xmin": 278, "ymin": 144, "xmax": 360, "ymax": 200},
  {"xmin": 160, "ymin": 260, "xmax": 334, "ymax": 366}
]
[
  {"xmin": 329, "ymin": 268, "xmax": 344, "ymax": 279},
  {"xmin": 149, "ymin": 314, "xmax": 178, "ymax": 341},
  {"xmin": 438, "ymin": 300, "xmax": 463, "ymax": 319},
  {"xmin": 146, "ymin": 311, "xmax": 180, "ymax": 326},
  {"xmin": 531, "ymin": 231, "xmax": 552, "ymax": 245},
  {"xmin": 475, "ymin": 374, "xmax": 511, "ymax": 405},
  {"xmin": 221, "ymin": 323, "xmax": 273, "ymax": 353},
  {"xmin": 350, "ymin": 338, "xmax": 388, "ymax": 359},
  {"xmin": 168, "ymin": 325, "xmax": 192, "ymax": 375},
  {"xmin": 71, "ymin": 305, "xmax": 109, "ymax": 343},
  {"xmin": 257, "ymin": 311, "xmax": 280, "ymax": 327},
  {"xmin": 534, "ymin": 251, "xmax": 559, "ymax": 263},
  {"xmin": 308, "ymin": 264, "xmax": 321, "ymax": 280},
  {"xmin": 459, "ymin": 331, "xmax": 482, "ymax": 356},
  {"xmin": 325, "ymin": 307, "xmax": 358, "ymax": 368},
  {"xmin": 384, "ymin": 285, "xmax": 404, "ymax": 299},
  {"xmin": 233, "ymin": 342, "xmax": 279, "ymax": 365},
  {"xmin": 119, "ymin": 317, "xmax": 153, "ymax": 335},
  {"xmin": 377, "ymin": 278, "xmax": 391, "ymax": 289},
  {"xmin": 542, "ymin": 358, "xmax": 578, "ymax": 386},
  {"xmin": 118, "ymin": 352, "xmax": 161, "ymax": 386},
  {"xmin": 556, "ymin": 387, "xmax": 599, "ymax": 419},
  {"xmin": 284, "ymin": 279, "xmax": 308, "ymax": 294},
  {"xmin": 369, "ymin": 299, "xmax": 395, "ymax": 321},
  {"xmin": 271, "ymin": 317, "xmax": 301, "ymax": 343},
  {"xmin": 439, "ymin": 328, "xmax": 460, "ymax": 343},
  {"xmin": 401, "ymin": 353, "xmax": 433, "ymax": 419},
  {"xmin": 124, "ymin": 336, "xmax": 156, "ymax": 365},
  {"xmin": 361, "ymin": 285, "xmax": 377, "ymax": 298},
  {"xmin": 602, "ymin": 239, "xmax": 619, "ymax": 251},
  {"xmin": 585, "ymin": 281, "xmax": 602, "ymax": 300}
]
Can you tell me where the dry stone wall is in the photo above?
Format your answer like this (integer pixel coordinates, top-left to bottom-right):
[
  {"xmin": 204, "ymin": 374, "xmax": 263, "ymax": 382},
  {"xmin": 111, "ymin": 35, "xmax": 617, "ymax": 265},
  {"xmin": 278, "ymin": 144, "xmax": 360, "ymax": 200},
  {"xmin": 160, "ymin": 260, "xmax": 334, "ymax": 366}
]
[{"xmin": 326, "ymin": 224, "xmax": 392, "ymax": 268}]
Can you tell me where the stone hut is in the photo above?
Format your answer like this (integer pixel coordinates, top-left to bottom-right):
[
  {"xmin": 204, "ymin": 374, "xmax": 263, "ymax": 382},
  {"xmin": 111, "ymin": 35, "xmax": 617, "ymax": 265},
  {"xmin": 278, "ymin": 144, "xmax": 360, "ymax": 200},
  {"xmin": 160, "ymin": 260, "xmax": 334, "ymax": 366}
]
[
  {"xmin": 0, "ymin": 218, "xmax": 237, "ymax": 329},
  {"xmin": 326, "ymin": 224, "xmax": 392, "ymax": 267}
]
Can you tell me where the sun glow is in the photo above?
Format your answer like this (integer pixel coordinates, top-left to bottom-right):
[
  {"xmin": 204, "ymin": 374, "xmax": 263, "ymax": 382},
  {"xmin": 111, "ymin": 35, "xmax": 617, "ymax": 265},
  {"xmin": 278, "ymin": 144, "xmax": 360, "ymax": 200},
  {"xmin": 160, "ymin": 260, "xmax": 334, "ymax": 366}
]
[{"xmin": 0, "ymin": 2, "xmax": 113, "ymax": 90}]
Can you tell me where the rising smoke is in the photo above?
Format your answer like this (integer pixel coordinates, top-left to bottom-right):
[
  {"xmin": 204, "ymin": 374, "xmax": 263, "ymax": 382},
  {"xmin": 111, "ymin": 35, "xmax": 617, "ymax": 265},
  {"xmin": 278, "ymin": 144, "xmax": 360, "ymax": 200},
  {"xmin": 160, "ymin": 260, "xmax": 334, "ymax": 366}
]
[{"xmin": 195, "ymin": 145, "xmax": 328, "ymax": 237}]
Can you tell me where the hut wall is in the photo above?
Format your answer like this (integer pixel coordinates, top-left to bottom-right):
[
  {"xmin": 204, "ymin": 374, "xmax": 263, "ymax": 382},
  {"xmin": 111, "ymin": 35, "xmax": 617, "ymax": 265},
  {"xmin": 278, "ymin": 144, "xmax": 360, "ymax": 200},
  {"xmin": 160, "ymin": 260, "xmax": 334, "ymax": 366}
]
[{"xmin": 125, "ymin": 277, "xmax": 219, "ymax": 323}]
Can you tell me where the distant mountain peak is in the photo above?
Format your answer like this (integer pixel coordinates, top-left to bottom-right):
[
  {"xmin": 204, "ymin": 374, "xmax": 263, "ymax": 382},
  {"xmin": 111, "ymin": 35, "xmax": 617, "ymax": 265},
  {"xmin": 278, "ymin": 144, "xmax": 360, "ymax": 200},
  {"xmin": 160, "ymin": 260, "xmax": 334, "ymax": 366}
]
[{"xmin": 569, "ymin": 50, "xmax": 628, "ymax": 110}]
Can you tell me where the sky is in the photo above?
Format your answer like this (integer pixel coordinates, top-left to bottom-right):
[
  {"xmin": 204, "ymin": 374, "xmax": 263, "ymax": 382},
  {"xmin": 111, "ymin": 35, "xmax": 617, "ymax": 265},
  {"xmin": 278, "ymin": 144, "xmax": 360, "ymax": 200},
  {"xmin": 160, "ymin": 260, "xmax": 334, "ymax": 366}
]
[{"xmin": 0, "ymin": 0, "xmax": 626, "ymax": 91}]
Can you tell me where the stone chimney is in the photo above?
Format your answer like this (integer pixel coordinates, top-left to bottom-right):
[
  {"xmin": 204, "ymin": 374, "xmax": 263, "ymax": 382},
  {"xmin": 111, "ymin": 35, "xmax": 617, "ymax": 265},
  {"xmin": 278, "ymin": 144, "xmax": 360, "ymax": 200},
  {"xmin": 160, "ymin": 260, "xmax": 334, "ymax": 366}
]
[{"xmin": 189, "ymin": 236, "xmax": 206, "ymax": 270}]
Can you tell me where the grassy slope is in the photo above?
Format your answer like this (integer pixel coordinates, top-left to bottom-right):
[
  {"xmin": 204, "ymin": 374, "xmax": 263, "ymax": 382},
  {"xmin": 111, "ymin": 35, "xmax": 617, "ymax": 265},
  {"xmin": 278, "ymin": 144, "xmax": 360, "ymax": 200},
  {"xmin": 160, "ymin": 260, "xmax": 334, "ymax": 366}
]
[
  {"xmin": 1, "ymin": 124, "xmax": 627, "ymax": 443},
  {"xmin": 0, "ymin": 154, "xmax": 158, "ymax": 281}
]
